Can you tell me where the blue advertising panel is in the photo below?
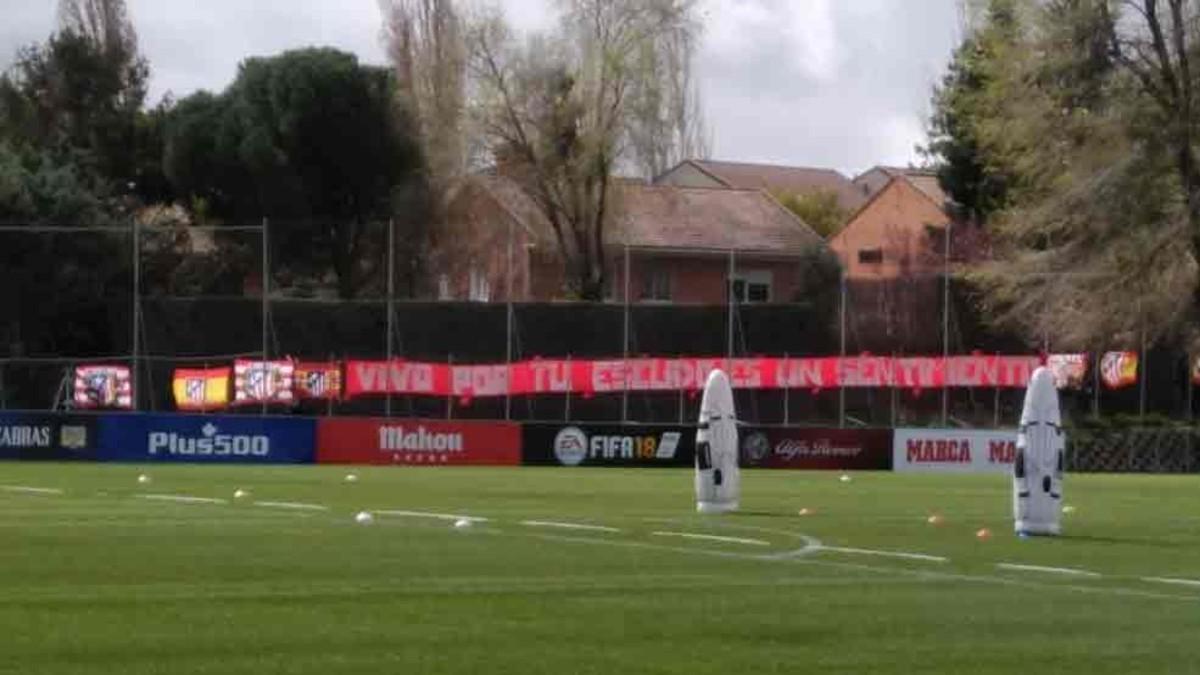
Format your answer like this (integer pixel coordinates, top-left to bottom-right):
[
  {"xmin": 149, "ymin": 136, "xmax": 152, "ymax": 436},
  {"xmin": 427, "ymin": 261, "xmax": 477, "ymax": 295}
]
[
  {"xmin": 97, "ymin": 414, "xmax": 315, "ymax": 464},
  {"xmin": 0, "ymin": 413, "xmax": 98, "ymax": 461}
]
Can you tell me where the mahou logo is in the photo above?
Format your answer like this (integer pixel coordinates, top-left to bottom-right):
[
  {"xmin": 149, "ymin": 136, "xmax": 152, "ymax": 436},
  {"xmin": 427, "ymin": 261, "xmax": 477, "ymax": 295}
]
[{"xmin": 378, "ymin": 425, "xmax": 463, "ymax": 453}]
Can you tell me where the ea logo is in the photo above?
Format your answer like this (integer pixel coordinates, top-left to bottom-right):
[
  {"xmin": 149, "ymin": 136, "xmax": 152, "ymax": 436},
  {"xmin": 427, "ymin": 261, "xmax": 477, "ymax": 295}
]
[{"xmin": 553, "ymin": 427, "xmax": 588, "ymax": 466}]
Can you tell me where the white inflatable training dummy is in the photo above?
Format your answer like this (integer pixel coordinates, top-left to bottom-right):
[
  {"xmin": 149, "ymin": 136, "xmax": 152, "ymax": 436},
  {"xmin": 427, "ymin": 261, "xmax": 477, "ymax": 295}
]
[
  {"xmin": 1013, "ymin": 366, "xmax": 1064, "ymax": 536},
  {"xmin": 695, "ymin": 369, "xmax": 740, "ymax": 514}
]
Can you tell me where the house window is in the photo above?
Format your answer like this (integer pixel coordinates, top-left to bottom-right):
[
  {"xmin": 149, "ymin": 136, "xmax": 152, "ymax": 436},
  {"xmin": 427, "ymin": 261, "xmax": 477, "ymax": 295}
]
[
  {"xmin": 639, "ymin": 267, "xmax": 671, "ymax": 301},
  {"xmin": 858, "ymin": 248, "xmax": 883, "ymax": 264},
  {"xmin": 728, "ymin": 270, "xmax": 772, "ymax": 303},
  {"xmin": 468, "ymin": 268, "xmax": 491, "ymax": 302}
]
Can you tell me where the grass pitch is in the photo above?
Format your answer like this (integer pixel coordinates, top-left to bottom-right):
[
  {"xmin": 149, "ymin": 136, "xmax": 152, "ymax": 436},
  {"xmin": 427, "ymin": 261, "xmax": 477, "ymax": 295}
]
[{"xmin": 1, "ymin": 464, "xmax": 1198, "ymax": 674}]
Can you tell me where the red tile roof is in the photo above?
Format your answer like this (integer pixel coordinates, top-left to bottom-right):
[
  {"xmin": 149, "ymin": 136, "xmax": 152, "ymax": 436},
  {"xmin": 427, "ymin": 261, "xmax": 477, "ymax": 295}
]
[
  {"xmin": 682, "ymin": 159, "xmax": 866, "ymax": 212},
  {"xmin": 470, "ymin": 176, "xmax": 823, "ymax": 254},
  {"xmin": 611, "ymin": 184, "xmax": 824, "ymax": 253}
]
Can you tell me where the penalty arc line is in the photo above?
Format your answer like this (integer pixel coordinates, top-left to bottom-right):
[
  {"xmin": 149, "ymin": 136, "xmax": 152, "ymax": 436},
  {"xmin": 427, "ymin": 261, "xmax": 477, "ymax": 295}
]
[
  {"xmin": 651, "ymin": 531, "xmax": 771, "ymax": 547},
  {"xmin": 0, "ymin": 485, "xmax": 64, "ymax": 495},
  {"xmin": 253, "ymin": 501, "xmax": 329, "ymax": 512},
  {"xmin": 137, "ymin": 494, "xmax": 228, "ymax": 505},
  {"xmin": 818, "ymin": 545, "xmax": 948, "ymax": 563},
  {"xmin": 996, "ymin": 562, "xmax": 1101, "ymax": 578},
  {"xmin": 1142, "ymin": 577, "xmax": 1200, "ymax": 588},
  {"xmin": 521, "ymin": 520, "xmax": 622, "ymax": 533},
  {"xmin": 375, "ymin": 509, "xmax": 489, "ymax": 523}
]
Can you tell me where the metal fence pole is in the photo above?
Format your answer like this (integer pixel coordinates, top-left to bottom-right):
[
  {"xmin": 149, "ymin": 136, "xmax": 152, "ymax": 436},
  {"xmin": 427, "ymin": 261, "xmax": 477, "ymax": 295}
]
[
  {"xmin": 1093, "ymin": 350, "xmax": 1101, "ymax": 418},
  {"xmin": 564, "ymin": 354, "xmax": 572, "ymax": 422},
  {"xmin": 838, "ymin": 268, "xmax": 846, "ymax": 428},
  {"xmin": 386, "ymin": 218, "xmax": 395, "ymax": 418},
  {"xmin": 622, "ymin": 245, "xmax": 630, "ymax": 423},
  {"xmin": 783, "ymin": 351, "xmax": 790, "ymax": 426},
  {"xmin": 941, "ymin": 221, "xmax": 950, "ymax": 426},
  {"xmin": 505, "ymin": 218, "xmax": 514, "ymax": 421},
  {"xmin": 446, "ymin": 353, "xmax": 454, "ymax": 420},
  {"xmin": 726, "ymin": 249, "xmax": 735, "ymax": 368},
  {"xmin": 131, "ymin": 218, "xmax": 141, "ymax": 411},
  {"xmin": 261, "ymin": 217, "xmax": 269, "ymax": 416},
  {"xmin": 1187, "ymin": 354, "xmax": 1194, "ymax": 423},
  {"xmin": 1139, "ymin": 325, "xmax": 1147, "ymax": 419}
]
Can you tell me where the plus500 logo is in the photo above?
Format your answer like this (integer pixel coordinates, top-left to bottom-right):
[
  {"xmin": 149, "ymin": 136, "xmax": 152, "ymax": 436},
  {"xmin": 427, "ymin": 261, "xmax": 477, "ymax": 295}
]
[{"xmin": 148, "ymin": 423, "xmax": 270, "ymax": 457}]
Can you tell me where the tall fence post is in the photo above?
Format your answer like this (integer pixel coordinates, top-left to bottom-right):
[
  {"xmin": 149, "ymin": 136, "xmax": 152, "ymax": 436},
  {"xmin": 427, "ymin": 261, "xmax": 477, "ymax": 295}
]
[
  {"xmin": 941, "ymin": 220, "xmax": 950, "ymax": 427},
  {"xmin": 783, "ymin": 351, "xmax": 790, "ymax": 426},
  {"xmin": 446, "ymin": 353, "xmax": 454, "ymax": 420},
  {"xmin": 505, "ymin": 218, "xmax": 514, "ymax": 421},
  {"xmin": 386, "ymin": 218, "xmax": 395, "ymax": 418},
  {"xmin": 1092, "ymin": 349, "xmax": 1101, "ymax": 418},
  {"xmin": 564, "ymin": 353, "xmax": 572, "ymax": 422},
  {"xmin": 622, "ymin": 245, "xmax": 630, "ymax": 424},
  {"xmin": 1139, "ymin": 325, "xmax": 1147, "ymax": 419},
  {"xmin": 131, "ymin": 217, "xmax": 140, "ymax": 411},
  {"xmin": 726, "ymin": 249, "xmax": 735, "ymax": 368},
  {"xmin": 838, "ymin": 267, "xmax": 846, "ymax": 428},
  {"xmin": 261, "ymin": 217, "xmax": 269, "ymax": 417},
  {"xmin": 1186, "ymin": 354, "xmax": 1194, "ymax": 423}
]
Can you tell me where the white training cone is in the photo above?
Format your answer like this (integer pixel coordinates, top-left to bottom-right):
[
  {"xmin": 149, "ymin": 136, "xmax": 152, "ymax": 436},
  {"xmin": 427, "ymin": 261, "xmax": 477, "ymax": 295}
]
[
  {"xmin": 695, "ymin": 369, "xmax": 740, "ymax": 514},
  {"xmin": 1013, "ymin": 366, "xmax": 1064, "ymax": 536}
]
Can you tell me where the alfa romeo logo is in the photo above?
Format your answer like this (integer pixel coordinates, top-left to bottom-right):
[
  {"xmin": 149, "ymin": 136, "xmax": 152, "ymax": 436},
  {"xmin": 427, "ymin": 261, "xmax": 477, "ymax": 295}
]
[{"xmin": 741, "ymin": 431, "xmax": 769, "ymax": 465}]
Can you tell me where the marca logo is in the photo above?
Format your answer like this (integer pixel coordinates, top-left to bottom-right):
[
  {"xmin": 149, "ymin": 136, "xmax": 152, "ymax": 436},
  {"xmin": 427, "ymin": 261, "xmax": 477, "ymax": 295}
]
[
  {"xmin": 988, "ymin": 440, "xmax": 1016, "ymax": 464},
  {"xmin": 906, "ymin": 438, "xmax": 972, "ymax": 463},
  {"xmin": 0, "ymin": 425, "xmax": 51, "ymax": 448},
  {"xmin": 378, "ymin": 425, "xmax": 463, "ymax": 453},
  {"xmin": 552, "ymin": 427, "xmax": 681, "ymax": 466},
  {"xmin": 148, "ymin": 423, "xmax": 269, "ymax": 457}
]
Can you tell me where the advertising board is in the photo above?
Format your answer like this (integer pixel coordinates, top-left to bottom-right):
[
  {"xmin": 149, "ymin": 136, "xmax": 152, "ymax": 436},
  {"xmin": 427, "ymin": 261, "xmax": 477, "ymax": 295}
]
[
  {"xmin": 0, "ymin": 413, "xmax": 98, "ymax": 461},
  {"xmin": 97, "ymin": 414, "xmax": 315, "ymax": 464},
  {"xmin": 317, "ymin": 418, "xmax": 521, "ymax": 466},
  {"xmin": 522, "ymin": 423, "xmax": 696, "ymax": 467},
  {"xmin": 739, "ymin": 427, "xmax": 892, "ymax": 470},
  {"xmin": 892, "ymin": 428, "xmax": 1018, "ymax": 473}
]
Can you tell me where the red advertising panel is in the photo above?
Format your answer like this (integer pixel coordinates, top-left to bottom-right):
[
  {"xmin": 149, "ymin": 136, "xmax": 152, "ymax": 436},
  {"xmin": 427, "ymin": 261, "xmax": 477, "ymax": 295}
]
[
  {"xmin": 316, "ymin": 418, "xmax": 521, "ymax": 466},
  {"xmin": 739, "ymin": 427, "xmax": 893, "ymax": 470}
]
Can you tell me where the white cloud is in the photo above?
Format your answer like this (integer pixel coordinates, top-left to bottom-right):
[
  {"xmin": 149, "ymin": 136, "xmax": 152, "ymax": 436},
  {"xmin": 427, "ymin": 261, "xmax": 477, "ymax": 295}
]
[{"xmin": 0, "ymin": 0, "xmax": 959, "ymax": 174}]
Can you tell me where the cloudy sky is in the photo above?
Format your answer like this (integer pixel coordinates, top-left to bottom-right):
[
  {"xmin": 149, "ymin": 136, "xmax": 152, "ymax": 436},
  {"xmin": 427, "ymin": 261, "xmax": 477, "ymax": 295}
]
[{"xmin": 1, "ymin": 0, "xmax": 962, "ymax": 176}]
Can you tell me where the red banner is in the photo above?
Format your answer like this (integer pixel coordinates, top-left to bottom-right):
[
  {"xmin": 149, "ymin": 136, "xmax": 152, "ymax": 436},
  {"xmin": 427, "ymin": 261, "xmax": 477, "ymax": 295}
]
[
  {"xmin": 316, "ymin": 418, "xmax": 521, "ymax": 466},
  {"xmin": 343, "ymin": 355, "xmax": 1071, "ymax": 398}
]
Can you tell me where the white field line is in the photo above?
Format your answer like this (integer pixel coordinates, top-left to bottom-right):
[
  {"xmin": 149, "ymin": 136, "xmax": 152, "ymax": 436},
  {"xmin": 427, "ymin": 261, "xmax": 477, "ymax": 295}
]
[
  {"xmin": 520, "ymin": 520, "xmax": 621, "ymax": 533},
  {"xmin": 376, "ymin": 509, "xmax": 489, "ymax": 523},
  {"xmin": 651, "ymin": 531, "xmax": 771, "ymax": 547},
  {"xmin": 1142, "ymin": 577, "xmax": 1200, "ymax": 588},
  {"xmin": 818, "ymin": 545, "xmax": 948, "ymax": 563},
  {"xmin": 996, "ymin": 563, "xmax": 1101, "ymax": 578},
  {"xmin": 0, "ymin": 485, "xmax": 64, "ymax": 495},
  {"xmin": 138, "ymin": 494, "xmax": 228, "ymax": 505},
  {"xmin": 253, "ymin": 500, "xmax": 329, "ymax": 512}
]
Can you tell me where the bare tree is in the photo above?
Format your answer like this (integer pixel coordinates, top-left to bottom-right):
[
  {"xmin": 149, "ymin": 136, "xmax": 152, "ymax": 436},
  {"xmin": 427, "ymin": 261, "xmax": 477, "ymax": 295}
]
[
  {"xmin": 623, "ymin": 0, "xmax": 710, "ymax": 179},
  {"xmin": 379, "ymin": 0, "xmax": 469, "ymax": 188},
  {"xmin": 465, "ymin": 0, "xmax": 704, "ymax": 299}
]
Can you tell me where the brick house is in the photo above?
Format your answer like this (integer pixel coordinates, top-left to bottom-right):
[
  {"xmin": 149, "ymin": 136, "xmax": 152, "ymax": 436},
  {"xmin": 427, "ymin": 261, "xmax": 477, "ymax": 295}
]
[
  {"xmin": 654, "ymin": 159, "xmax": 866, "ymax": 213},
  {"xmin": 433, "ymin": 175, "xmax": 829, "ymax": 304},
  {"xmin": 829, "ymin": 172, "xmax": 952, "ymax": 281}
]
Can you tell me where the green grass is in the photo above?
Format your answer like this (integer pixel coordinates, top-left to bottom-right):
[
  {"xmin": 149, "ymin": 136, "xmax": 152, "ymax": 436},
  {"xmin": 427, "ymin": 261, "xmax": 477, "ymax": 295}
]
[{"xmin": 0, "ymin": 464, "xmax": 1198, "ymax": 674}]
